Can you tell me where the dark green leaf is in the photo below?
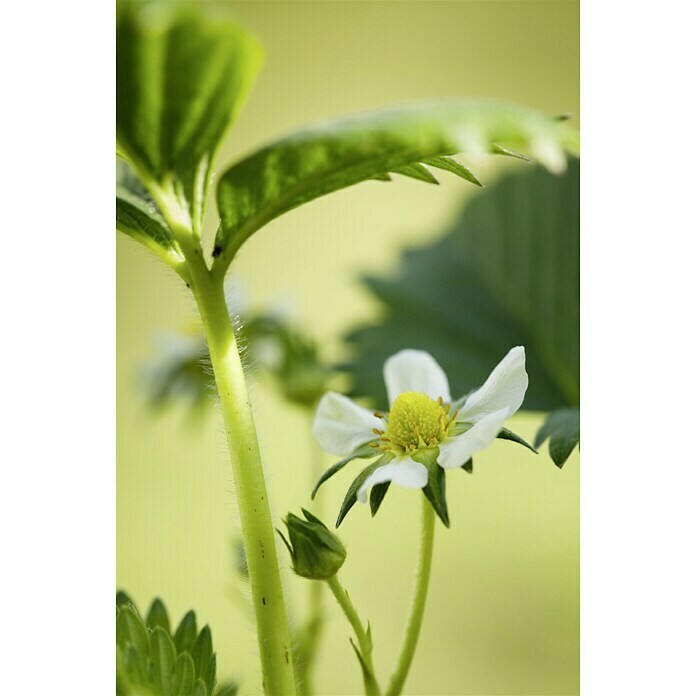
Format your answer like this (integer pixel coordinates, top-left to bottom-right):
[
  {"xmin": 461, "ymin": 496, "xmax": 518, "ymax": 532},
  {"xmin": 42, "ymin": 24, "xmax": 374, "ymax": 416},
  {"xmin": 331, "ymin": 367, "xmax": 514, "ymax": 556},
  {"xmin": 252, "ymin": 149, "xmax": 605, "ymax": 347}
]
[
  {"xmin": 215, "ymin": 101, "xmax": 578, "ymax": 266},
  {"xmin": 146, "ymin": 598, "xmax": 171, "ymax": 634},
  {"xmin": 123, "ymin": 644, "xmax": 149, "ymax": 689},
  {"xmin": 534, "ymin": 407, "xmax": 580, "ymax": 468},
  {"xmin": 461, "ymin": 458, "xmax": 473, "ymax": 473},
  {"xmin": 116, "ymin": 590, "xmax": 136, "ymax": 609},
  {"xmin": 191, "ymin": 626, "xmax": 213, "ymax": 680},
  {"xmin": 312, "ymin": 441, "xmax": 379, "ymax": 499},
  {"xmin": 344, "ymin": 159, "xmax": 580, "ymax": 413},
  {"xmin": 414, "ymin": 449, "xmax": 449, "ymax": 527},
  {"xmin": 369, "ymin": 482, "xmax": 391, "ymax": 517},
  {"xmin": 202, "ymin": 654, "xmax": 217, "ymax": 694},
  {"xmin": 116, "ymin": 605, "xmax": 149, "ymax": 656},
  {"xmin": 497, "ymin": 427, "xmax": 538, "ymax": 454},
  {"xmin": 150, "ymin": 627, "xmax": 177, "ymax": 695},
  {"xmin": 172, "ymin": 653, "xmax": 196, "ymax": 695},
  {"xmin": 174, "ymin": 611, "xmax": 198, "ymax": 654},
  {"xmin": 336, "ymin": 455, "xmax": 392, "ymax": 528},
  {"xmin": 117, "ymin": 4, "xmax": 263, "ymax": 233},
  {"xmin": 215, "ymin": 684, "xmax": 239, "ymax": 696},
  {"xmin": 193, "ymin": 678, "xmax": 208, "ymax": 696}
]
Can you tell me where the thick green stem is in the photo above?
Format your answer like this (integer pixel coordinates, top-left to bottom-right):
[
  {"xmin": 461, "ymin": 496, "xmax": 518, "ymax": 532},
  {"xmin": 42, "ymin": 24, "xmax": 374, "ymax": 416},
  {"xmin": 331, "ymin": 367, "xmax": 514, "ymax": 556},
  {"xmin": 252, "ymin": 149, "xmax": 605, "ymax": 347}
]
[
  {"xmin": 327, "ymin": 574, "xmax": 380, "ymax": 696},
  {"xmin": 385, "ymin": 497, "xmax": 436, "ymax": 696},
  {"xmin": 186, "ymin": 254, "xmax": 296, "ymax": 695}
]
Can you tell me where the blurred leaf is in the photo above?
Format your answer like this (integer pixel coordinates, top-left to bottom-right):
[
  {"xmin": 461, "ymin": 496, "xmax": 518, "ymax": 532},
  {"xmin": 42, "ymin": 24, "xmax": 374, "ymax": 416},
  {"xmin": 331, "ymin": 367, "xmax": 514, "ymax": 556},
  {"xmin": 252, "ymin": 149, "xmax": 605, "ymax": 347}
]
[
  {"xmin": 534, "ymin": 407, "xmax": 580, "ymax": 468},
  {"xmin": 117, "ymin": 605, "xmax": 149, "ymax": 656},
  {"xmin": 215, "ymin": 683, "xmax": 239, "ymax": 696},
  {"xmin": 146, "ymin": 598, "xmax": 171, "ymax": 634},
  {"xmin": 349, "ymin": 638, "xmax": 380, "ymax": 695},
  {"xmin": 345, "ymin": 159, "xmax": 580, "ymax": 416},
  {"xmin": 193, "ymin": 679, "xmax": 208, "ymax": 696},
  {"xmin": 172, "ymin": 653, "xmax": 196, "ymax": 695},
  {"xmin": 116, "ymin": 3, "xmax": 263, "ymax": 233},
  {"xmin": 215, "ymin": 100, "xmax": 578, "ymax": 265},
  {"xmin": 191, "ymin": 626, "xmax": 213, "ymax": 681},
  {"xmin": 116, "ymin": 590, "xmax": 136, "ymax": 609},
  {"xmin": 150, "ymin": 627, "xmax": 177, "ymax": 695},
  {"xmin": 202, "ymin": 654, "xmax": 217, "ymax": 694},
  {"xmin": 173, "ymin": 611, "xmax": 198, "ymax": 654}
]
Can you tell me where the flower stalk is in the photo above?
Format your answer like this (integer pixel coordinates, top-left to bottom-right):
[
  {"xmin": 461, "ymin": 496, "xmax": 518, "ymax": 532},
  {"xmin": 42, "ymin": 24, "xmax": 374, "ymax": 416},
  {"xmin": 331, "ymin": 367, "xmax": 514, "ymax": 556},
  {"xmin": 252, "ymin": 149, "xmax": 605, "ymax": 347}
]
[{"xmin": 385, "ymin": 496, "xmax": 435, "ymax": 696}]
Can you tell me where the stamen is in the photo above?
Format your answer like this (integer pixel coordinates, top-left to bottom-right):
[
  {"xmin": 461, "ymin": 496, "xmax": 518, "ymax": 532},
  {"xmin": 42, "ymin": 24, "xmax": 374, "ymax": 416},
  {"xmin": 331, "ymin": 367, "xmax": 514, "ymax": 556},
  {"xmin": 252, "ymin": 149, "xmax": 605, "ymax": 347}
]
[{"xmin": 372, "ymin": 428, "xmax": 384, "ymax": 435}]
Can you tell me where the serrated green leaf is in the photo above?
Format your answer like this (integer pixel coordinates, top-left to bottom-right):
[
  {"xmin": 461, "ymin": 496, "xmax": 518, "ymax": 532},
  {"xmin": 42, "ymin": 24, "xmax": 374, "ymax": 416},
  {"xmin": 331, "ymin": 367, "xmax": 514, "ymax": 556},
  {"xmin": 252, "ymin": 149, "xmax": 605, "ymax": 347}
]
[
  {"xmin": 172, "ymin": 653, "xmax": 196, "ymax": 695},
  {"xmin": 336, "ymin": 454, "xmax": 392, "ymax": 527},
  {"xmin": 424, "ymin": 155, "xmax": 482, "ymax": 186},
  {"xmin": 146, "ymin": 598, "xmax": 171, "ymax": 634},
  {"xmin": 312, "ymin": 441, "xmax": 379, "ymax": 499},
  {"xmin": 414, "ymin": 448, "xmax": 449, "ymax": 527},
  {"xmin": 393, "ymin": 162, "xmax": 439, "ymax": 184},
  {"xmin": 174, "ymin": 611, "xmax": 198, "ymax": 654},
  {"xmin": 215, "ymin": 100, "xmax": 578, "ymax": 267},
  {"xmin": 117, "ymin": 4, "xmax": 263, "ymax": 233},
  {"xmin": 344, "ymin": 159, "xmax": 580, "ymax": 414},
  {"xmin": 369, "ymin": 481, "xmax": 390, "ymax": 517},
  {"xmin": 150, "ymin": 627, "xmax": 177, "ymax": 695},
  {"xmin": 534, "ymin": 407, "xmax": 580, "ymax": 468},
  {"xmin": 191, "ymin": 626, "xmax": 213, "ymax": 681},
  {"xmin": 117, "ymin": 605, "xmax": 149, "ymax": 656},
  {"xmin": 497, "ymin": 427, "xmax": 538, "ymax": 454}
]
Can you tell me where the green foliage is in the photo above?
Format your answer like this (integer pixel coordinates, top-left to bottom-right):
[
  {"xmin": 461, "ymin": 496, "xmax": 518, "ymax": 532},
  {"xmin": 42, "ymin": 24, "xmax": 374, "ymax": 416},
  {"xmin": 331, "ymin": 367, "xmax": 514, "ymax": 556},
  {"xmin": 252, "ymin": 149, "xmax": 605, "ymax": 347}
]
[
  {"xmin": 116, "ymin": 2, "xmax": 263, "ymax": 235},
  {"xmin": 336, "ymin": 455, "xmax": 393, "ymax": 528},
  {"xmin": 116, "ymin": 594, "xmax": 232, "ymax": 696},
  {"xmin": 534, "ymin": 407, "xmax": 580, "ymax": 468},
  {"xmin": 343, "ymin": 159, "xmax": 580, "ymax": 463},
  {"xmin": 214, "ymin": 100, "xmax": 578, "ymax": 267},
  {"xmin": 279, "ymin": 509, "xmax": 347, "ymax": 580},
  {"xmin": 414, "ymin": 448, "xmax": 450, "ymax": 527},
  {"xmin": 311, "ymin": 441, "xmax": 379, "ymax": 499}
]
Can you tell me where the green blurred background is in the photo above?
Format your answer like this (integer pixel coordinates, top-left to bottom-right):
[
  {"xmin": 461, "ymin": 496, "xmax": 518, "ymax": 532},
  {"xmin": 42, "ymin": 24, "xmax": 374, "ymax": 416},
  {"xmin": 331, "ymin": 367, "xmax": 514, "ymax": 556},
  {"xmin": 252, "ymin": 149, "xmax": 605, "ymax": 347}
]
[{"xmin": 117, "ymin": 2, "xmax": 579, "ymax": 694}]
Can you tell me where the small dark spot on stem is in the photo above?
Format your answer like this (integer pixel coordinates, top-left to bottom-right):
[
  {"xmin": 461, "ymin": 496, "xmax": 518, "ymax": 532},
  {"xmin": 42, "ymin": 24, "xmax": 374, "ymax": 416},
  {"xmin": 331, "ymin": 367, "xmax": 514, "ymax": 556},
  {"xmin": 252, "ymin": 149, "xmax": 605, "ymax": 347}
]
[
  {"xmin": 212, "ymin": 244, "xmax": 222, "ymax": 258},
  {"xmin": 262, "ymin": 597, "xmax": 266, "ymax": 605},
  {"xmin": 284, "ymin": 649, "xmax": 289, "ymax": 664}
]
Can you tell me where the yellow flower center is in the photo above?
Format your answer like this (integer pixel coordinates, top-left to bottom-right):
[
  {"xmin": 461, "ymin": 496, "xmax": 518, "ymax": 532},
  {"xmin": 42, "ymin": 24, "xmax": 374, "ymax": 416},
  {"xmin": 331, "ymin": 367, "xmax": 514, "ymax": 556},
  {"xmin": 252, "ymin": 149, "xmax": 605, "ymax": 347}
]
[{"xmin": 381, "ymin": 391, "xmax": 452, "ymax": 453}]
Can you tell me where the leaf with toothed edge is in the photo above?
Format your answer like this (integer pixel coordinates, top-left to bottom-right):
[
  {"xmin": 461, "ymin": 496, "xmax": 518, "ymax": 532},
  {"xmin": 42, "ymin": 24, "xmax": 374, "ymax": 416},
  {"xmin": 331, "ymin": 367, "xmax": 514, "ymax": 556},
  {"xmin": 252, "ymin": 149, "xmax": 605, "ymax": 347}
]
[
  {"xmin": 312, "ymin": 441, "xmax": 379, "ymax": 499},
  {"xmin": 215, "ymin": 99, "xmax": 578, "ymax": 266},
  {"xmin": 369, "ymin": 481, "xmax": 391, "ymax": 516},
  {"xmin": 393, "ymin": 162, "xmax": 440, "ymax": 184},
  {"xmin": 336, "ymin": 454, "xmax": 392, "ymax": 527},
  {"xmin": 497, "ymin": 427, "xmax": 538, "ymax": 454},
  {"xmin": 534, "ymin": 407, "xmax": 579, "ymax": 468},
  {"xmin": 424, "ymin": 155, "xmax": 482, "ymax": 186}
]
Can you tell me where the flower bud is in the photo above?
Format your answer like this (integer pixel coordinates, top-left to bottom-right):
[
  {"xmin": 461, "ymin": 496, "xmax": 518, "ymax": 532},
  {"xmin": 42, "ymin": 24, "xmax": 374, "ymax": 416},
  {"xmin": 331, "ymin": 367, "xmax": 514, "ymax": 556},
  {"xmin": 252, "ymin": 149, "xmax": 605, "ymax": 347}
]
[{"xmin": 279, "ymin": 509, "xmax": 346, "ymax": 580}]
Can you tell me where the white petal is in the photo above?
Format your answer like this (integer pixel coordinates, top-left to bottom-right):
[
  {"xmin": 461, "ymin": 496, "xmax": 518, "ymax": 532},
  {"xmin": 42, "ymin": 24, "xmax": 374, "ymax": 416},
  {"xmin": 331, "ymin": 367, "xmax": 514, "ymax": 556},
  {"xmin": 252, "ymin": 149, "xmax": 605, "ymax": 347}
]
[
  {"xmin": 438, "ymin": 408, "xmax": 510, "ymax": 469},
  {"xmin": 312, "ymin": 392, "xmax": 381, "ymax": 457},
  {"xmin": 457, "ymin": 346, "xmax": 528, "ymax": 423},
  {"xmin": 383, "ymin": 350, "xmax": 451, "ymax": 405},
  {"xmin": 357, "ymin": 457, "xmax": 429, "ymax": 503}
]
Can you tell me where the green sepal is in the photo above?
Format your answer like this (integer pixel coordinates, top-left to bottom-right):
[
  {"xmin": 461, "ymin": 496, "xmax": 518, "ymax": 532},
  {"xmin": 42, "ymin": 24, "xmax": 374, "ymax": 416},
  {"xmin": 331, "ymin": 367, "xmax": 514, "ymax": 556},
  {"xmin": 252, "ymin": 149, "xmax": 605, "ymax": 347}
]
[
  {"xmin": 424, "ymin": 155, "xmax": 482, "ymax": 186},
  {"xmin": 311, "ymin": 441, "xmax": 378, "ymax": 499},
  {"xmin": 369, "ymin": 482, "xmax": 391, "ymax": 516},
  {"xmin": 192, "ymin": 678, "xmax": 208, "ymax": 696},
  {"xmin": 215, "ymin": 683, "xmax": 239, "ymax": 696},
  {"xmin": 461, "ymin": 458, "xmax": 473, "ymax": 473},
  {"xmin": 172, "ymin": 653, "xmax": 196, "ymax": 696},
  {"xmin": 173, "ymin": 610, "xmax": 198, "ymax": 654},
  {"xmin": 349, "ymin": 638, "xmax": 379, "ymax": 694},
  {"xmin": 393, "ymin": 162, "xmax": 439, "ymax": 184},
  {"xmin": 336, "ymin": 454, "xmax": 393, "ymax": 528},
  {"xmin": 534, "ymin": 407, "xmax": 580, "ymax": 468},
  {"xmin": 116, "ymin": 590, "xmax": 135, "ymax": 609},
  {"xmin": 202, "ymin": 653, "xmax": 217, "ymax": 694},
  {"xmin": 146, "ymin": 597, "xmax": 171, "ymax": 634},
  {"xmin": 150, "ymin": 626, "xmax": 177, "ymax": 695},
  {"xmin": 191, "ymin": 626, "xmax": 213, "ymax": 682},
  {"xmin": 490, "ymin": 143, "xmax": 532, "ymax": 161},
  {"xmin": 123, "ymin": 644, "xmax": 148, "ymax": 688},
  {"xmin": 414, "ymin": 448, "xmax": 449, "ymax": 527},
  {"xmin": 116, "ymin": 605, "xmax": 149, "ymax": 656},
  {"xmin": 497, "ymin": 427, "xmax": 538, "ymax": 454}
]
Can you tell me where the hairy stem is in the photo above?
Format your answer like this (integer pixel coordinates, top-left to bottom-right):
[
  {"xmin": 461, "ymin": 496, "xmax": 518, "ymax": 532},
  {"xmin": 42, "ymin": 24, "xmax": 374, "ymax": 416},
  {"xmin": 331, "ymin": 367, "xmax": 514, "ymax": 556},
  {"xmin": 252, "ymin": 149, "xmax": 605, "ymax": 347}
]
[
  {"xmin": 326, "ymin": 574, "xmax": 380, "ymax": 696},
  {"xmin": 385, "ymin": 497, "xmax": 435, "ymax": 696},
  {"xmin": 180, "ymin": 241, "xmax": 296, "ymax": 695}
]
